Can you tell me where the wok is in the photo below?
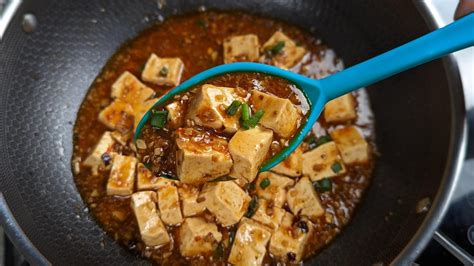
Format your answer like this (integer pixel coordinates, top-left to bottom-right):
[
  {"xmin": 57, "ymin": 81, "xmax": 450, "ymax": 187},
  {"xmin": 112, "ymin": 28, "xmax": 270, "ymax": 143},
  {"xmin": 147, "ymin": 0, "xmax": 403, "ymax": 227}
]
[{"xmin": 0, "ymin": 0, "xmax": 467, "ymax": 265}]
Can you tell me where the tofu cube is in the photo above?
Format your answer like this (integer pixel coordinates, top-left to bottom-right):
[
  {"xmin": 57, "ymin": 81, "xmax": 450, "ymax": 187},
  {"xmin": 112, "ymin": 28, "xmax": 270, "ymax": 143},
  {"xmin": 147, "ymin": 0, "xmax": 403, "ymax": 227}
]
[
  {"xmin": 98, "ymin": 99, "xmax": 134, "ymax": 130},
  {"xmin": 157, "ymin": 182, "xmax": 183, "ymax": 225},
  {"xmin": 269, "ymin": 212, "xmax": 314, "ymax": 263},
  {"xmin": 141, "ymin": 54, "xmax": 184, "ymax": 87},
  {"xmin": 185, "ymin": 84, "xmax": 241, "ymax": 133},
  {"xmin": 262, "ymin": 31, "xmax": 306, "ymax": 69},
  {"xmin": 324, "ymin": 94, "xmax": 357, "ymax": 123},
  {"xmin": 136, "ymin": 163, "xmax": 161, "ymax": 191},
  {"xmin": 286, "ymin": 177, "xmax": 325, "ymax": 222},
  {"xmin": 228, "ymin": 218, "xmax": 272, "ymax": 266},
  {"xmin": 201, "ymin": 181, "xmax": 251, "ymax": 226},
  {"xmin": 228, "ymin": 126, "xmax": 273, "ymax": 183},
  {"xmin": 130, "ymin": 191, "xmax": 170, "ymax": 246},
  {"xmin": 106, "ymin": 155, "xmax": 137, "ymax": 196},
  {"xmin": 255, "ymin": 172, "xmax": 294, "ymax": 208},
  {"xmin": 83, "ymin": 131, "xmax": 115, "ymax": 169},
  {"xmin": 250, "ymin": 90, "xmax": 301, "ymax": 138},
  {"xmin": 165, "ymin": 101, "xmax": 184, "ymax": 129},
  {"xmin": 302, "ymin": 141, "xmax": 346, "ymax": 181},
  {"xmin": 178, "ymin": 217, "xmax": 222, "ymax": 257},
  {"xmin": 251, "ymin": 198, "xmax": 285, "ymax": 231},
  {"xmin": 178, "ymin": 184, "xmax": 206, "ymax": 217},
  {"xmin": 330, "ymin": 126, "xmax": 370, "ymax": 164},
  {"xmin": 223, "ymin": 34, "xmax": 260, "ymax": 63},
  {"xmin": 133, "ymin": 98, "xmax": 158, "ymax": 130},
  {"xmin": 111, "ymin": 71, "xmax": 155, "ymax": 106},
  {"xmin": 270, "ymin": 145, "xmax": 303, "ymax": 177},
  {"xmin": 175, "ymin": 128, "xmax": 233, "ymax": 184}
]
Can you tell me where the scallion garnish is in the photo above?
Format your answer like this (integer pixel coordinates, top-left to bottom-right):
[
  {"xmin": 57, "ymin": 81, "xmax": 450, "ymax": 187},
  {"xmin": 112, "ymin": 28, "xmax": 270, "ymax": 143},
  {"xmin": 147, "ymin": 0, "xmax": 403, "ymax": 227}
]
[
  {"xmin": 196, "ymin": 19, "xmax": 207, "ymax": 28},
  {"xmin": 213, "ymin": 242, "xmax": 224, "ymax": 259},
  {"xmin": 241, "ymin": 103, "xmax": 251, "ymax": 121},
  {"xmin": 226, "ymin": 100, "xmax": 242, "ymax": 116},
  {"xmin": 150, "ymin": 109, "xmax": 168, "ymax": 128},
  {"xmin": 308, "ymin": 135, "xmax": 331, "ymax": 150},
  {"xmin": 313, "ymin": 178, "xmax": 332, "ymax": 192},
  {"xmin": 266, "ymin": 41, "xmax": 285, "ymax": 56},
  {"xmin": 244, "ymin": 196, "xmax": 259, "ymax": 218},
  {"xmin": 159, "ymin": 66, "xmax": 168, "ymax": 77},
  {"xmin": 242, "ymin": 109, "xmax": 264, "ymax": 129},
  {"xmin": 331, "ymin": 162, "xmax": 343, "ymax": 173},
  {"xmin": 259, "ymin": 177, "xmax": 271, "ymax": 189}
]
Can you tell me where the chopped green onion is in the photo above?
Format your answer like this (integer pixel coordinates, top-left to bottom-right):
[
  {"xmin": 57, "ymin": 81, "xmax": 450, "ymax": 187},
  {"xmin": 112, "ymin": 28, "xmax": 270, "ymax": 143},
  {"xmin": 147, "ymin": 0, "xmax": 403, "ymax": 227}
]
[
  {"xmin": 159, "ymin": 66, "xmax": 168, "ymax": 77},
  {"xmin": 331, "ymin": 162, "xmax": 343, "ymax": 173},
  {"xmin": 213, "ymin": 242, "xmax": 224, "ymax": 259},
  {"xmin": 210, "ymin": 176, "xmax": 237, "ymax": 182},
  {"xmin": 259, "ymin": 177, "xmax": 271, "ymax": 189},
  {"xmin": 313, "ymin": 178, "xmax": 332, "ymax": 192},
  {"xmin": 308, "ymin": 135, "xmax": 332, "ymax": 150},
  {"xmin": 244, "ymin": 196, "xmax": 259, "ymax": 218},
  {"xmin": 196, "ymin": 19, "xmax": 207, "ymax": 28},
  {"xmin": 226, "ymin": 100, "xmax": 242, "ymax": 116},
  {"xmin": 246, "ymin": 182, "xmax": 256, "ymax": 192},
  {"xmin": 266, "ymin": 41, "xmax": 285, "ymax": 56},
  {"xmin": 139, "ymin": 63, "xmax": 146, "ymax": 73},
  {"xmin": 241, "ymin": 103, "xmax": 251, "ymax": 121},
  {"xmin": 242, "ymin": 109, "xmax": 264, "ymax": 129},
  {"xmin": 150, "ymin": 110, "xmax": 168, "ymax": 128}
]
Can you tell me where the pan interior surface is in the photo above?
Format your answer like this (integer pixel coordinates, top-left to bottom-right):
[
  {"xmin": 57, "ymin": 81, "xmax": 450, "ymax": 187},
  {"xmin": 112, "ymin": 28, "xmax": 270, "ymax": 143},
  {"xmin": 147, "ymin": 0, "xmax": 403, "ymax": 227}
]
[{"xmin": 0, "ymin": 1, "xmax": 460, "ymax": 265}]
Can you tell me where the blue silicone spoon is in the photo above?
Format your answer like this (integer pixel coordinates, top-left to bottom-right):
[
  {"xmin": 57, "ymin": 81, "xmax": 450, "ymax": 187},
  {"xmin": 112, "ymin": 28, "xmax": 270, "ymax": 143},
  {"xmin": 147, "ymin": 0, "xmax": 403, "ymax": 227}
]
[{"xmin": 135, "ymin": 13, "xmax": 474, "ymax": 172}]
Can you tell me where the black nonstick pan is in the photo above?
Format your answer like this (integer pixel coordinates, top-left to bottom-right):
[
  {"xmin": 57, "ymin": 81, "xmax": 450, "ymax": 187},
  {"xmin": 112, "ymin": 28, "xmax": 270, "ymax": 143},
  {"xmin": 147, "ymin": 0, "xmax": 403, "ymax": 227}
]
[{"xmin": 0, "ymin": 0, "xmax": 467, "ymax": 265}]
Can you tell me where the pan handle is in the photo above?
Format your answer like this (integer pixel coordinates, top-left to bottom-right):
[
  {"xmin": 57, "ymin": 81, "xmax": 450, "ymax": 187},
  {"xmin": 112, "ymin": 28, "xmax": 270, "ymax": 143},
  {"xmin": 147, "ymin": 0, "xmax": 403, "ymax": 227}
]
[{"xmin": 0, "ymin": 0, "xmax": 21, "ymax": 41}]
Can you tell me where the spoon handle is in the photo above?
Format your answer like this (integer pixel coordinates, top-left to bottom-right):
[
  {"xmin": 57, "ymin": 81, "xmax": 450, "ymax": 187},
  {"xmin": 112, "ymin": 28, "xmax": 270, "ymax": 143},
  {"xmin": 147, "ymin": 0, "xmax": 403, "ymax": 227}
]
[{"xmin": 317, "ymin": 13, "xmax": 474, "ymax": 101}]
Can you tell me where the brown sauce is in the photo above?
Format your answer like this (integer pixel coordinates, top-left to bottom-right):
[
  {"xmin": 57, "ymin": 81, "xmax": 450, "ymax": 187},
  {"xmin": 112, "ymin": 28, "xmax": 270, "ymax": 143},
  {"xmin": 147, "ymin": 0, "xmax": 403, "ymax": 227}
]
[{"xmin": 72, "ymin": 11, "xmax": 376, "ymax": 265}]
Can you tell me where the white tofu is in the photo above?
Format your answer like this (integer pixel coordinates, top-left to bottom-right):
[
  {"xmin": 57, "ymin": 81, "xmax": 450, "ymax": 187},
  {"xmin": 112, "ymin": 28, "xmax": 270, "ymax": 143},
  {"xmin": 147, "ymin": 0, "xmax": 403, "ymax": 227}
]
[
  {"xmin": 111, "ymin": 71, "xmax": 155, "ymax": 105},
  {"xmin": 157, "ymin": 182, "xmax": 183, "ymax": 225},
  {"xmin": 178, "ymin": 217, "xmax": 222, "ymax": 257},
  {"xmin": 175, "ymin": 128, "xmax": 233, "ymax": 184},
  {"xmin": 201, "ymin": 181, "xmax": 251, "ymax": 226},
  {"xmin": 83, "ymin": 131, "xmax": 115, "ymax": 170},
  {"xmin": 185, "ymin": 84, "xmax": 241, "ymax": 133},
  {"xmin": 324, "ymin": 94, "xmax": 357, "ymax": 123},
  {"xmin": 130, "ymin": 191, "xmax": 170, "ymax": 246},
  {"xmin": 270, "ymin": 145, "xmax": 303, "ymax": 177},
  {"xmin": 302, "ymin": 141, "xmax": 346, "ymax": 181},
  {"xmin": 228, "ymin": 218, "xmax": 272, "ymax": 266},
  {"xmin": 286, "ymin": 177, "xmax": 325, "ymax": 222},
  {"xmin": 141, "ymin": 54, "xmax": 184, "ymax": 87},
  {"xmin": 251, "ymin": 198, "xmax": 285, "ymax": 231},
  {"xmin": 228, "ymin": 126, "xmax": 273, "ymax": 183},
  {"xmin": 255, "ymin": 172, "xmax": 294, "ymax": 208},
  {"xmin": 223, "ymin": 34, "xmax": 260, "ymax": 63},
  {"xmin": 133, "ymin": 98, "xmax": 158, "ymax": 130},
  {"xmin": 269, "ymin": 212, "xmax": 314, "ymax": 263},
  {"xmin": 98, "ymin": 99, "xmax": 134, "ymax": 130},
  {"xmin": 250, "ymin": 90, "xmax": 301, "ymax": 138},
  {"xmin": 178, "ymin": 184, "xmax": 206, "ymax": 217},
  {"xmin": 106, "ymin": 155, "xmax": 137, "ymax": 196},
  {"xmin": 165, "ymin": 101, "xmax": 184, "ymax": 129},
  {"xmin": 262, "ymin": 31, "xmax": 306, "ymax": 69},
  {"xmin": 136, "ymin": 163, "xmax": 161, "ymax": 191},
  {"xmin": 330, "ymin": 126, "xmax": 371, "ymax": 164}
]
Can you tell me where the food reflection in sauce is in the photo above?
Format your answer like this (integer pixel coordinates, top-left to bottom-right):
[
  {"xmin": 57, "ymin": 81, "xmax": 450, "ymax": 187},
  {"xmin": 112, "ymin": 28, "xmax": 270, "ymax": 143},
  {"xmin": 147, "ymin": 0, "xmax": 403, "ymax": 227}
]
[{"xmin": 72, "ymin": 11, "xmax": 376, "ymax": 265}]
